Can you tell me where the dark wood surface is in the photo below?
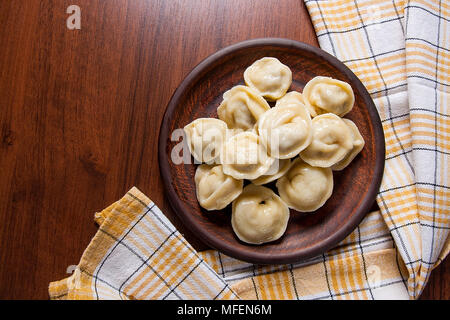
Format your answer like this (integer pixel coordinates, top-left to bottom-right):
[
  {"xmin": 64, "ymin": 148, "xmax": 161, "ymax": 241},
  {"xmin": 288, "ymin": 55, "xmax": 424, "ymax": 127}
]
[
  {"xmin": 159, "ymin": 38, "xmax": 385, "ymax": 264},
  {"xmin": 0, "ymin": 0, "xmax": 446, "ymax": 299}
]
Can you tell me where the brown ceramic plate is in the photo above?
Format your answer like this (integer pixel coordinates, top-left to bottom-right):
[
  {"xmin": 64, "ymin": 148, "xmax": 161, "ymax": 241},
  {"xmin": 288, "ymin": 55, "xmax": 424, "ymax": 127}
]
[{"xmin": 158, "ymin": 38, "xmax": 384, "ymax": 264}]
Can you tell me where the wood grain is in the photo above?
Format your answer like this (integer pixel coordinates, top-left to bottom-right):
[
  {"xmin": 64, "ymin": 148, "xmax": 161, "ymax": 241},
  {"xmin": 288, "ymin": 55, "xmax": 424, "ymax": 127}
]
[
  {"xmin": 0, "ymin": 0, "xmax": 446, "ymax": 299},
  {"xmin": 159, "ymin": 39, "xmax": 385, "ymax": 264}
]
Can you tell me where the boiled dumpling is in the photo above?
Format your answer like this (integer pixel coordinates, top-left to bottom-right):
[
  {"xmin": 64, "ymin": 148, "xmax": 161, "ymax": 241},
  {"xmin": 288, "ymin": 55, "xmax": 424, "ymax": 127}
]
[
  {"xmin": 217, "ymin": 85, "xmax": 270, "ymax": 130},
  {"xmin": 275, "ymin": 91, "xmax": 305, "ymax": 107},
  {"xmin": 184, "ymin": 118, "xmax": 227, "ymax": 163},
  {"xmin": 303, "ymin": 76, "xmax": 354, "ymax": 116},
  {"xmin": 232, "ymin": 184, "xmax": 289, "ymax": 244},
  {"xmin": 244, "ymin": 57, "xmax": 292, "ymax": 100},
  {"xmin": 276, "ymin": 91, "xmax": 319, "ymax": 118},
  {"xmin": 257, "ymin": 103, "xmax": 312, "ymax": 159},
  {"xmin": 227, "ymin": 128, "xmax": 245, "ymax": 136},
  {"xmin": 252, "ymin": 158, "xmax": 292, "ymax": 185},
  {"xmin": 276, "ymin": 158, "xmax": 333, "ymax": 212},
  {"xmin": 221, "ymin": 131, "xmax": 274, "ymax": 180},
  {"xmin": 195, "ymin": 164, "xmax": 243, "ymax": 210},
  {"xmin": 331, "ymin": 119, "xmax": 365, "ymax": 171},
  {"xmin": 299, "ymin": 113, "xmax": 353, "ymax": 168}
]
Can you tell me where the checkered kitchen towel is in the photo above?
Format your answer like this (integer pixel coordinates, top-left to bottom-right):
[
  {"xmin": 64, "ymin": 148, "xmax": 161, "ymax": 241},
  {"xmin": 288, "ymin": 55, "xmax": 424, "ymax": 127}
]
[
  {"xmin": 49, "ymin": 187, "xmax": 409, "ymax": 300},
  {"xmin": 303, "ymin": 0, "xmax": 449, "ymax": 298},
  {"xmin": 49, "ymin": 0, "xmax": 448, "ymax": 300},
  {"xmin": 49, "ymin": 188, "xmax": 239, "ymax": 300}
]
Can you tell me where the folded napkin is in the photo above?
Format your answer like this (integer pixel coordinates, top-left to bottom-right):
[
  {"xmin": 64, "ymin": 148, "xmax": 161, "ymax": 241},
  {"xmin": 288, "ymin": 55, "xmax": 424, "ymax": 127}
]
[
  {"xmin": 49, "ymin": 188, "xmax": 239, "ymax": 300},
  {"xmin": 304, "ymin": 0, "xmax": 449, "ymax": 298},
  {"xmin": 49, "ymin": 0, "xmax": 448, "ymax": 300},
  {"xmin": 49, "ymin": 187, "xmax": 409, "ymax": 300}
]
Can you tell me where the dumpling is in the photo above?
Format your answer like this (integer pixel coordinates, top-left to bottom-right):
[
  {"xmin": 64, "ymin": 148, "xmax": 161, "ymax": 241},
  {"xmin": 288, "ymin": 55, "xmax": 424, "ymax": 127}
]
[
  {"xmin": 217, "ymin": 85, "xmax": 270, "ymax": 130},
  {"xmin": 225, "ymin": 128, "xmax": 245, "ymax": 139},
  {"xmin": 244, "ymin": 57, "xmax": 292, "ymax": 100},
  {"xmin": 252, "ymin": 158, "xmax": 292, "ymax": 185},
  {"xmin": 276, "ymin": 91, "xmax": 318, "ymax": 118},
  {"xmin": 184, "ymin": 118, "xmax": 227, "ymax": 163},
  {"xmin": 276, "ymin": 158, "xmax": 333, "ymax": 212},
  {"xmin": 195, "ymin": 164, "xmax": 243, "ymax": 210},
  {"xmin": 220, "ymin": 131, "xmax": 274, "ymax": 180},
  {"xmin": 299, "ymin": 113, "xmax": 353, "ymax": 168},
  {"xmin": 303, "ymin": 76, "xmax": 354, "ymax": 116},
  {"xmin": 331, "ymin": 119, "xmax": 365, "ymax": 171},
  {"xmin": 257, "ymin": 103, "xmax": 312, "ymax": 159},
  {"xmin": 232, "ymin": 184, "xmax": 289, "ymax": 244}
]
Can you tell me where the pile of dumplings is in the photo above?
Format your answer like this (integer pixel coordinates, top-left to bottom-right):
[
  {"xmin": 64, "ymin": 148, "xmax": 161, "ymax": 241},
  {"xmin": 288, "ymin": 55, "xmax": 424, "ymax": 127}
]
[{"xmin": 183, "ymin": 57, "xmax": 365, "ymax": 245}]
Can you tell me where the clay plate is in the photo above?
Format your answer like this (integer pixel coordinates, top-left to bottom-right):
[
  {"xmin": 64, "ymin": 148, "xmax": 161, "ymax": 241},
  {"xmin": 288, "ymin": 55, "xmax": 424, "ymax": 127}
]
[{"xmin": 158, "ymin": 38, "xmax": 384, "ymax": 264}]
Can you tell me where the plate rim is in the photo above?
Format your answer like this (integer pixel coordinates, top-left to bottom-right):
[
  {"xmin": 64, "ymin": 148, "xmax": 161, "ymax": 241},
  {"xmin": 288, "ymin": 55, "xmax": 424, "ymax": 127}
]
[{"xmin": 158, "ymin": 38, "xmax": 385, "ymax": 264}]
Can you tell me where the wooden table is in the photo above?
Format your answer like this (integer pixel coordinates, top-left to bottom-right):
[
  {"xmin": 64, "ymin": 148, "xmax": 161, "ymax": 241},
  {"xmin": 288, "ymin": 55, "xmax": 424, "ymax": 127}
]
[{"xmin": 0, "ymin": 0, "xmax": 447, "ymax": 300}]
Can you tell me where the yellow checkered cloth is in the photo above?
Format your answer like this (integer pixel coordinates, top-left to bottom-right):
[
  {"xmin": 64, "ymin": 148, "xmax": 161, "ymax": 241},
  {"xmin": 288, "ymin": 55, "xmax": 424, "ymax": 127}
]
[
  {"xmin": 49, "ymin": 0, "xmax": 448, "ymax": 300},
  {"xmin": 49, "ymin": 188, "xmax": 238, "ymax": 300},
  {"xmin": 50, "ymin": 187, "xmax": 409, "ymax": 300},
  {"xmin": 304, "ymin": 0, "xmax": 449, "ymax": 298}
]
